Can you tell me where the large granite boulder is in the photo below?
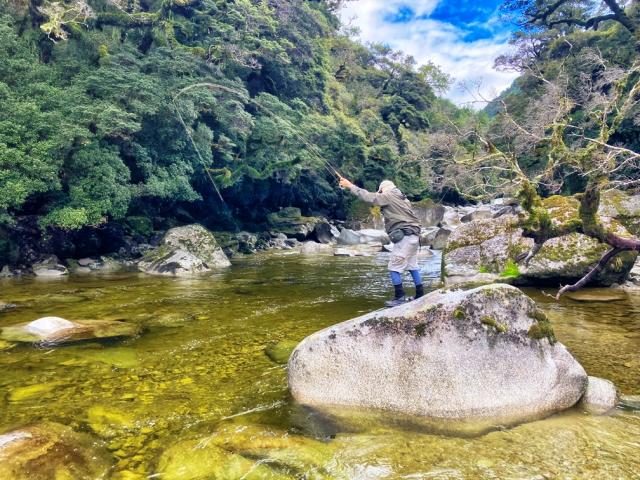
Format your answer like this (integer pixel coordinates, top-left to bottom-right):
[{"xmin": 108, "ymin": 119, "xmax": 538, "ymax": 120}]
[
  {"xmin": 313, "ymin": 220, "xmax": 340, "ymax": 244},
  {"xmin": 288, "ymin": 284, "xmax": 588, "ymax": 435},
  {"xmin": 267, "ymin": 207, "xmax": 320, "ymax": 241},
  {"xmin": 1, "ymin": 317, "xmax": 140, "ymax": 345},
  {"xmin": 441, "ymin": 206, "xmax": 463, "ymax": 229},
  {"xmin": 0, "ymin": 422, "xmax": 112, "ymax": 479},
  {"xmin": 337, "ymin": 228, "xmax": 362, "ymax": 245},
  {"xmin": 138, "ymin": 224, "xmax": 230, "ymax": 276},
  {"xmin": 443, "ymin": 196, "xmax": 638, "ymax": 287},
  {"xmin": 357, "ymin": 229, "xmax": 390, "ymax": 245},
  {"xmin": 413, "ymin": 199, "xmax": 445, "ymax": 227},
  {"xmin": 337, "ymin": 228, "xmax": 389, "ymax": 246}
]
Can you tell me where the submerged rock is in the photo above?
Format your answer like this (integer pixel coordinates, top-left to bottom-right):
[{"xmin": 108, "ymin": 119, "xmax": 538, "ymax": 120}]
[
  {"xmin": 265, "ymin": 340, "xmax": 299, "ymax": 364},
  {"xmin": 1, "ymin": 317, "xmax": 140, "ymax": 345},
  {"xmin": 577, "ymin": 376, "xmax": 619, "ymax": 414},
  {"xmin": 620, "ymin": 395, "xmax": 640, "ymax": 410},
  {"xmin": 138, "ymin": 224, "xmax": 231, "ymax": 276},
  {"xmin": 87, "ymin": 405, "xmax": 138, "ymax": 439},
  {"xmin": 8, "ymin": 382, "xmax": 62, "ymax": 402},
  {"xmin": 288, "ymin": 284, "xmax": 588, "ymax": 435},
  {"xmin": 0, "ymin": 422, "xmax": 112, "ymax": 479},
  {"xmin": 156, "ymin": 439, "xmax": 293, "ymax": 480},
  {"xmin": 0, "ymin": 301, "xmax": 16, "ymax": 313},
  {"xmin": 156, "ymin": 423, "xmax": 333, "ymax": 480},
  {"xmin": 564, "ymin": 288, "xmax": 629, "ymax": 303}
]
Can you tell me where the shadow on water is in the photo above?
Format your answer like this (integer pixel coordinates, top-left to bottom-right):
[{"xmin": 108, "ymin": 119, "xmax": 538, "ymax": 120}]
[{"xmin": 0, "ymin": 251, "xmax": 638, "ymax": 478}]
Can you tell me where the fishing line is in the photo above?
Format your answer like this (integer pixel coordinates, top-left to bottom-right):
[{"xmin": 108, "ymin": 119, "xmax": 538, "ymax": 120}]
[{"xmin": 172, "ymin": 82, "xmax": 346, "ymax": 203}]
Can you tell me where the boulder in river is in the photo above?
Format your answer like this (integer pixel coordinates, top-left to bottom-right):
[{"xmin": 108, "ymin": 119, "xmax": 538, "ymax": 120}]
[
  {"xmin": 413, "ymin": 199, "xmax": 445, "ymax": 227},
  {"xmin": 288, "ymin": 284, "xmax": 588, "ymax": 435},
  {"xmin": 297, "ymin": 242, "xmax": 334, "ymax": 255},
  {"xmin": 313, "ymin": 220, "xmax": 340, "ymax": 244},
  {"xmin": 138, "ymin": 224, "xmax": 231, "ymax": 276},
  {"xmin": 0, "ymin": 422, "xmax": 112, "ymax": 480},
  {"xmin": 577, "ymin": 376, "xmax": 619, "ymax": 414},
  {"xmin": 424, "ymin": 227, "xmax": 451, "ymax": 251},
  {"xmin": 267, "ymin": 207, "xmax": 319, "ymax": 241},
  {"xmin": 31, "ymin": 255, "xmax": 68, "ymax": 277},
  {"xmin": 337, "ymin": 228, "xmax": 362, "ymax": 245},
  {"xmin": 443, "ymin": 199, "xmax": 638, "ymax": 287},
  {"xmin": 1, "ymin": 316, "xmax": 140, "ymax": 345}
]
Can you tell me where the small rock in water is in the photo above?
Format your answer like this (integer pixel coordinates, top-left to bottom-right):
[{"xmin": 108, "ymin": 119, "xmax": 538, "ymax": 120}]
[
  {"xmin": 577, "ymin": 376, "xmax": 619, "ymax": 414},
  {"xmin": 564, "ymin": 288, "xmax": 629, "ymax": 303},
  {"xmin": 9, "ymin": 382, "xmax": 61, "ymax": 402},
  {"xmin": 620, "ymin": 395, "xmax": 640, "ymax": 410},
  {"xmin": 76, "ymin": 347, "xmax": 139, "ymax": 368},
  {"xmin": 265, "ymin": 340, "xmax": 299, "ymax": 364},
  {"xmin": 25, "ymin": 317, "xmax": 76, "ymax": 337},
  {"xmin": 0, "ymin": 301, "xmax": 16, "ymax": 313},
  {"xmin": 1, "ymin": 317, "xmax": 140, "ymax": 345},
  {"xmin": 87, "ymin": 405, "xmax": 137, "ymax": 439}
]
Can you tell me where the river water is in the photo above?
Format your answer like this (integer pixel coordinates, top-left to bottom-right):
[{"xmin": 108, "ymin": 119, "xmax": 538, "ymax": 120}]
[{"xmin": 0, "ymin": 251, "xmax": 639, "ymax": 479}]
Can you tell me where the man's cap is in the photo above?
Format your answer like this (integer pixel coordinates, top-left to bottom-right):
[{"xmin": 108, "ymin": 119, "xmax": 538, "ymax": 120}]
[{"xmin": 378, "ymin": 180, "xmax": 396, "ymax": 193}]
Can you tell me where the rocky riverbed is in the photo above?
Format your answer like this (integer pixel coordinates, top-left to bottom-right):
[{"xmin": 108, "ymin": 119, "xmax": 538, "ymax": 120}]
[{"xmin": 0, "ymin": 253, "xmax": 639, "ymax": 478}]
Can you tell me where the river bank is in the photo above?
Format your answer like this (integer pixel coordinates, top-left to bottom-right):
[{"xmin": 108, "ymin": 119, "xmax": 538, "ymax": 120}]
[{"xmin": 0, "ymin": 252, "xmax": 639, "ymax": 478}]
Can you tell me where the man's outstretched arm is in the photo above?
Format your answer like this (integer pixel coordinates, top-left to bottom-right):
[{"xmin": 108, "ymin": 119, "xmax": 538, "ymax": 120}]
[{"xmin": 339, "ymin": 178, "xmax": 389, "ymax": 206}]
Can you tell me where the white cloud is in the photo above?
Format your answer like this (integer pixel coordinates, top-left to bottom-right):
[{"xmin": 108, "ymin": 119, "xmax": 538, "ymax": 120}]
[{"xmin": 339, "ymin": 1, "xmax": 519, "ymax": 107}]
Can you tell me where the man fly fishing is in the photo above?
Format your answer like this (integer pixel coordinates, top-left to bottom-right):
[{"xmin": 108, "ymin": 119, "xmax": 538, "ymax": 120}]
[{"xmin": 338, "ymin": 177, "xmax": 424, "ymax": 307}]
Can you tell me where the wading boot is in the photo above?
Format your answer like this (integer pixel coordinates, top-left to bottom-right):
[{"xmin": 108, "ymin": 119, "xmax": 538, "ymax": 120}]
[
  {"xmin": 385, "ymin": 284, "xmax": 407, "ymax": 308},
  {"xmin": 415, "ymin": 284, "xmax": 424, "ymax": 299}
]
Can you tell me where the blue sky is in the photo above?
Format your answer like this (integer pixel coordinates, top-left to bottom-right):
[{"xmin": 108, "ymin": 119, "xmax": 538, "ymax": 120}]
[{"xmin": 339, "ymin": 0, "xmax": 519, "ymax": 106}]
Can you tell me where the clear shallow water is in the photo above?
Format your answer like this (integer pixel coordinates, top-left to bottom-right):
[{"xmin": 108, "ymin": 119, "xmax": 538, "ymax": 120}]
[{"xmin": 0, "ymin": 251, "xmax": 638, "ymax": 479}]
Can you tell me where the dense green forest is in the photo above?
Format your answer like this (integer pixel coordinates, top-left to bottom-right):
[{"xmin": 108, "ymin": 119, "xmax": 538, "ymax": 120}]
[
  {"xmin": 3, "ymin": 0, "xmax": 640, "ymax": 267},
  {"xmin": 0, "ymin": 0, "xmax": 469, "ymax": 238}
]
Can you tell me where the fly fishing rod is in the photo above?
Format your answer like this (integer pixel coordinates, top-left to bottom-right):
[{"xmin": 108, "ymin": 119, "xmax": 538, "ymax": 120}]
[{"xmin": 172, "ymin": 82, "xmax": 347, "ymax": 203}]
